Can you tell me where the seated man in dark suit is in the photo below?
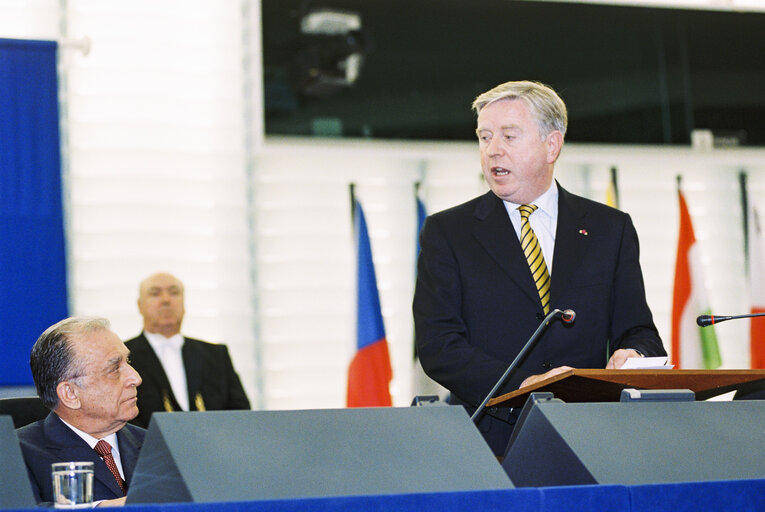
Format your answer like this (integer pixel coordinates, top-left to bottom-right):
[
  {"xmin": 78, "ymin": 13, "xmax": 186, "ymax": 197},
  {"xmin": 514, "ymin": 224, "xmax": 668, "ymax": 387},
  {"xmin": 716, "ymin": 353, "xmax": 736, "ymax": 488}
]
[
  {"xmin": 124, "ymin": 272, "xmax": 250, "ymax": 428},
  {"xmin": 16, "ymin": 316, "xmax": 145, "ymax": 506}
]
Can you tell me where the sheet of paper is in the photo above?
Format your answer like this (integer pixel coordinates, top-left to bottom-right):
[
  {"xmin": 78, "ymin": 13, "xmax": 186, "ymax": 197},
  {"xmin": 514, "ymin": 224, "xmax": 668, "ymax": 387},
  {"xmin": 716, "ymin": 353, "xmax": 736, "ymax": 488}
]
[{"xmin": 619, "ymin": 356, "xmax": 674, "ymax": 370}]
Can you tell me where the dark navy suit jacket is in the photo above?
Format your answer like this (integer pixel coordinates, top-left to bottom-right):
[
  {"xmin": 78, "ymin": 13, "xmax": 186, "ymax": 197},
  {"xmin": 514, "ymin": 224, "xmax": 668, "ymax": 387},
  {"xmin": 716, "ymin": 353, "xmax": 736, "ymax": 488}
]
[
  {"xmin": 16, "ymin": 413, "xmax": 145, "ymax": 503},
  {"xmin": 413, "ymin": 185, "xmax": 666, "ymax": 455},
  {"xmin": 124, "ymin": 333, "xmax": 251, "ymax": 428}
]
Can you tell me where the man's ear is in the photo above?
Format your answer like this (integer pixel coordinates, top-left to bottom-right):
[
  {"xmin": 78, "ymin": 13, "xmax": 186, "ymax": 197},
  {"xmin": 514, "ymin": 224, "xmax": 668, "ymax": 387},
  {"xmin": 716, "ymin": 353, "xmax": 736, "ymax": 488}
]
[
  {"xmin": 56, "ymin": 381, "xmax": 82, "ymax": 410},
  {"xmin": 546, "ymin": 130, "xmax": 564, "ymax": 163}
]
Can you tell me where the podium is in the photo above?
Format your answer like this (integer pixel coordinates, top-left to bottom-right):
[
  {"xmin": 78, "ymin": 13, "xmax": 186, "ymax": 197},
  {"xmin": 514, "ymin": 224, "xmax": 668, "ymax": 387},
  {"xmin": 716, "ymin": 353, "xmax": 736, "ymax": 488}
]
[
  {"xmin": 495, "ymin": 369, "xmax": 765, "ymax": 487},
  {"xmin": 487, "ymin": 369, "xmax": 765, "ymax": 408}
]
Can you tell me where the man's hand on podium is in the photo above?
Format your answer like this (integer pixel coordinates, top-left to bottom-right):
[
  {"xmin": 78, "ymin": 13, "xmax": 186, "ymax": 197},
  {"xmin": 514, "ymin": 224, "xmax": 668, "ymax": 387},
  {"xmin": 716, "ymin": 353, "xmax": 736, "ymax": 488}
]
[
  {"xmin": 518, "ymin": 348, "xmax": 645, "ymax": 389},
  {"xmin": 520, "ymin": 366, "xmax": 573, "ymax": 389},
  {"xmin": 606, "ymin": 348, "xmax": 643, "ymax": 369}
]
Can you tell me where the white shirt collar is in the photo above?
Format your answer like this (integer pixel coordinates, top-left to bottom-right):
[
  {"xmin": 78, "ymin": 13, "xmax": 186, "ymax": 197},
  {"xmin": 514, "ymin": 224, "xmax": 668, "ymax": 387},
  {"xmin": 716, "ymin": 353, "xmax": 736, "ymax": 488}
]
[
  {"xmin": 58, "ymin": 416, "xmax": 119, "ymax": 451},
  {"xmin": 144, "ymin": 331, "xmax": 184, "ymax": 352},
  {"xmin": 503, "ymin": 180, "xmax": 559, "ymax": 218}
]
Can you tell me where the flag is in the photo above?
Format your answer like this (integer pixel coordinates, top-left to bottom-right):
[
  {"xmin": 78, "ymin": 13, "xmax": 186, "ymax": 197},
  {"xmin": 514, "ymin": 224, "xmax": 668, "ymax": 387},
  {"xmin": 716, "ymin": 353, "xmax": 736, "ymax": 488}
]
[
  {"xmin": 416, "ymin": 195, "xmax": 427, "ymax": 256},
  {"xmin": 347, "ymin": 194, "xmax": 392, "ymax": 407},
  {"xmin": 671, "ymin": 181, "xmax": 722, "ymax": 369},
  {"xmin": 606, "ymin": 166, "xmax": 619, "ymax": 209},
  {"xmin": 747, "ymin": 201, "xmax": 765, "ymax": 368},
  {"xmin": 0, "ymin": 39, "xmax": 69, "ymax": 385}
]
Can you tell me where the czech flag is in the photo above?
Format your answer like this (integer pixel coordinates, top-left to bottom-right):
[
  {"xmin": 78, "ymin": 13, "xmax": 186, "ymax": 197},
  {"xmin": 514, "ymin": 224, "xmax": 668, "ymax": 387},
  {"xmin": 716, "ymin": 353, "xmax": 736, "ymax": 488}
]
[{"xmin": 347, "ymin": 195, "xmax": 393, "ymax": 407}]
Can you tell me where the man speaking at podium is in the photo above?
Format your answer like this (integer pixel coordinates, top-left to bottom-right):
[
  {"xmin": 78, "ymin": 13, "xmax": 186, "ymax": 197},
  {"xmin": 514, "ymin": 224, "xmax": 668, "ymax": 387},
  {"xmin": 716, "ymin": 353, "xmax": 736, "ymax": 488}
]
[{"xmin": 413, "ymin": 81, "xmax": 666, "ymax": 456}]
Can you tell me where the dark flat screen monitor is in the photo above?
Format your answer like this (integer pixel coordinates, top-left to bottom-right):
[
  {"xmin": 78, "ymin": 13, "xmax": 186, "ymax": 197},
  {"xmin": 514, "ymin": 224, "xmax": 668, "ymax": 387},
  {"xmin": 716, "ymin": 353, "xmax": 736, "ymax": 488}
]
[{"xmin": 262, "ymin": 0, "xmax": 765, "ymax": 145}]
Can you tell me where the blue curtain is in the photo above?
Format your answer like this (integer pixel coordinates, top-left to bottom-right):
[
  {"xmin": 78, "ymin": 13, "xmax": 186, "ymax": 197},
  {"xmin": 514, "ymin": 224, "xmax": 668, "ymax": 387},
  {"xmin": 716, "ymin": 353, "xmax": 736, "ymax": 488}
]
[{"xmin": 0, "ymin": 38, "xmax": 68, "ymax": 386}]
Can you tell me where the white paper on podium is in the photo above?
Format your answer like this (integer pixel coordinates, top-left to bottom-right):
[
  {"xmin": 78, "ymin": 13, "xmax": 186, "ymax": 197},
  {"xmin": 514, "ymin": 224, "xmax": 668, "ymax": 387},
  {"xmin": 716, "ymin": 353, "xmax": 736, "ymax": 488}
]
[{"xmin": 619, "ymin": 356, "xmax": 674, "ymax": 370}]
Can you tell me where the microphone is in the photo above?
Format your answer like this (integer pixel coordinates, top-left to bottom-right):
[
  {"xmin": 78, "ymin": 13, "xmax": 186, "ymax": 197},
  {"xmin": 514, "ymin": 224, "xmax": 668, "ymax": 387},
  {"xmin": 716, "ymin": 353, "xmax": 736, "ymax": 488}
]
[
  {"xmin": 697, "ymin": 312, "xmax": 765, "ymax": 327},
  {"xmin": 561, "ymin": 309, "xmax": 576, "ymax": 324},
  {"xmin": 471, "ymin": 308, "xmax": 575, "ymax": 423}
]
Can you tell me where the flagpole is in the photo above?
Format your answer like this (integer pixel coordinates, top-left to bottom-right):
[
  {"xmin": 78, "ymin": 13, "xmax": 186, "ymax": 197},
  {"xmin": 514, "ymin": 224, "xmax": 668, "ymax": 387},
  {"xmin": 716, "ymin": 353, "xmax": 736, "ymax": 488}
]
[
  {"xmin": 349, "ymin": 182, "xmax": 357, "ymax": 223},
  {"xmin": 610, "ymin": 166, "xmax": 619, "ymax": 209},
  {"xmin": 413, "ymin": 180, "xmax": 421, "ymax": 362},
  {"xmin": 740, "ymin": 171, "xmax": 749, "ymax": 268}
]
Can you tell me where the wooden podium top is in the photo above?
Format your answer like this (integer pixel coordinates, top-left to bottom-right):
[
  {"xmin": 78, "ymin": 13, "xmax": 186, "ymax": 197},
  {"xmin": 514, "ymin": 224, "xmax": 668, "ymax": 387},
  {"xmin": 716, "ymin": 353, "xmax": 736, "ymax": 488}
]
[{"xmin": 486, "ymin": 369, "xmax": 765, "ymax": 408}]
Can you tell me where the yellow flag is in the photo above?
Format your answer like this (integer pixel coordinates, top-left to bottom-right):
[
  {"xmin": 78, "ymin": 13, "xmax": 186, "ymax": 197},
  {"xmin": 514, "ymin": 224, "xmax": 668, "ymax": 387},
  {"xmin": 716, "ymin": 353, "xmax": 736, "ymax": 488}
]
[{"xmin": 606, "ymin": 166, "xmax": 619, "ymax": 209}]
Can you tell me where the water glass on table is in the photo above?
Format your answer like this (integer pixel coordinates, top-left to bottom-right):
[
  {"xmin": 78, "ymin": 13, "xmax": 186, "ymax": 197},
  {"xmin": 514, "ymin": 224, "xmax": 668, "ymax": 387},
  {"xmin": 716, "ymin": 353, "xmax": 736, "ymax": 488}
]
[{"xmin": 51, "ymin": 461, "xmax": 94, "ymax": 509}]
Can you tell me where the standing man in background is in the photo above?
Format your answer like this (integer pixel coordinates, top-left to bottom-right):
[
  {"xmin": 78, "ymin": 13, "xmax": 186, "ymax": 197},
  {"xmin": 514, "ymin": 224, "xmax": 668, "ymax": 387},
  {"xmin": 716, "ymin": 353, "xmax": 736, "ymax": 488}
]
[
  {"xmin": 125, "ymin": 272, "xmax": 250, "ymax": 428},
  {"xmin": 17, "ymin": 317, "xmax": 143, "ymax": 506},
  {"xmin": 413, "ymin": 81, "xmax": 666, "ymax": 456}
]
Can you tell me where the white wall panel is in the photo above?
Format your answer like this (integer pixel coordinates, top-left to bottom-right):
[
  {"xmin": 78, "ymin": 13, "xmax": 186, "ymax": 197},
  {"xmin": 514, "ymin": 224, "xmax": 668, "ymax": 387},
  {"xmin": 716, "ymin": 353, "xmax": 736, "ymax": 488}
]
[
  {"xmin": 59, "ymin": 1, "xmax": 257, "ymax": 404},
  {"xmin": 2, "ymin": 1, "xmax": 765, "ymax": 410}
]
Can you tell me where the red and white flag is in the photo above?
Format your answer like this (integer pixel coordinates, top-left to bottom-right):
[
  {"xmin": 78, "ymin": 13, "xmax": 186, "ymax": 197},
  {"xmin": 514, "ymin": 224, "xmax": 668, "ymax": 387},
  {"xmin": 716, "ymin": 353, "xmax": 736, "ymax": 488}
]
[{"xmin": 747, "ymin": 201, "xmax": 765, "ymax": 368}]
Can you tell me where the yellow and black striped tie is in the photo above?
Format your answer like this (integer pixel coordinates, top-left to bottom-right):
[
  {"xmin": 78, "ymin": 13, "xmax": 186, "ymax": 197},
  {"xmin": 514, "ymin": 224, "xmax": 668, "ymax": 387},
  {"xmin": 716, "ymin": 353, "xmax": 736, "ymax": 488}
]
[{"xmin": 518, "ymin": 204, "xmax": 550, "ymax": 314}]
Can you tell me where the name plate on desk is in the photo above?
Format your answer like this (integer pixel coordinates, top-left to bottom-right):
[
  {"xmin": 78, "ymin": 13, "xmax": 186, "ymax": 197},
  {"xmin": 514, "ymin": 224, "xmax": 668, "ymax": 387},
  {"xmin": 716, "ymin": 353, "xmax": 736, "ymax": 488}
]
[
  {"xmin": 0, "ymin": 415, "xmax": 37, "ymax": 508},
  {"xmin": 127, "ymin": 406, "xmax": 512, "ymax": 503},
  {"xmin": 503, "ymin": 399, "xmax": 765, "ymax": 487}
]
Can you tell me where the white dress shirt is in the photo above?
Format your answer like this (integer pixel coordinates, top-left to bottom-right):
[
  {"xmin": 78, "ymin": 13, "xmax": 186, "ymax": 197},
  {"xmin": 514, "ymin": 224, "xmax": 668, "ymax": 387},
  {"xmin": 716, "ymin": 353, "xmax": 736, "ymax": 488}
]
[
  {"xmin": 144, "ymin": 331, "xmax": 189, "ymax": 411},
  {"xmin": 502, "ymin": 181, "xmax": 559, "ymax": 273},
  {"xmin": 59, "ymin": 419, "xmax": 125, "ymax": 479}
]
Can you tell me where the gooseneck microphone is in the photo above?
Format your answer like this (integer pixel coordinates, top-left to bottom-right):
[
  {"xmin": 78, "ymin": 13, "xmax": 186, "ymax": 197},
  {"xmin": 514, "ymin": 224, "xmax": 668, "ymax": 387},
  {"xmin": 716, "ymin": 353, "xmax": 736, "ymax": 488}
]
[
  {"xmin": 697, "ymin": 312, "xmax": 765, "ymax": 327},
  {"xmin": 560, "ymin": 309, "xmax": 576, "ymax": 324},
  {"xmin": 471, "ymin": 308, "xmax": 575, "ymax": 423}
]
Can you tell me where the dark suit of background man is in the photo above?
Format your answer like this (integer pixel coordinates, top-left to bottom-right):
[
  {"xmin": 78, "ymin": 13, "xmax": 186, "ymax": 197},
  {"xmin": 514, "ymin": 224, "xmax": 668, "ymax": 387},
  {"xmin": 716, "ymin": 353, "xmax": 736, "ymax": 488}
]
[
  {"xmin": 124, "ymin": 272, "xmax": 250, "ymax": 428},
  {"xmin": 17, "ymin": 316, "xmax": 144, "ymax": 507},
  {"xmin": 413, "ymin": 80, "xmax": 666, "ymax": 456}
]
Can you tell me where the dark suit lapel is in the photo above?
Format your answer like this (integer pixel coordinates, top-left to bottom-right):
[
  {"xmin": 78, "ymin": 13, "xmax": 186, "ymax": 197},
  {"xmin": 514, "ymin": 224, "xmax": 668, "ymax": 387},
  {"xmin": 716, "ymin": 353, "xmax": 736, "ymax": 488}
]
[
  {"xmin": 43, "ymin": 414, "xmax": 123, "ymax": 498},
  {"xmin": 551, "ymin": 184, "xmax": 589, "ymax": 304},
  {"xmin": 116, "ymin": 427, "xmax": 141, "ymax": 484},
  {"xmin": 182, "ymin": 339, "xmax": 202, "ymax": 410},
  {"xmin": 131, "ymin": 334, "xmax": 181, "ymax": 411},
  {"xmin": 471, "ymin": 191, "xmax": 542, "ymax": 307}
]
